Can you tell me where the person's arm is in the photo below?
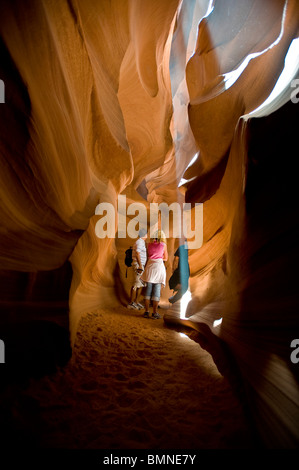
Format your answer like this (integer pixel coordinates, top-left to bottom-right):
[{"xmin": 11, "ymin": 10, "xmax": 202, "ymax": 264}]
[
  {"xmin": 134, "ymin": 239, "xmax": 144, "ymax": 271},
  {"xmin": 136, "ymin": 251, "xmax": 143, "ymax": 270},
  {"xmin": 163, "ymin": 244, "xmax": 168, "ymax": 262},
  {"xmin": 172, "ymin": 255, "xmax": 179, "ymax": 271}
]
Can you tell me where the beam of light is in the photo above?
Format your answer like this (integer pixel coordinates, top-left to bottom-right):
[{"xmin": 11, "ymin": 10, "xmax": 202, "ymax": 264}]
[
  {"xmin": 178, "ymin": 176, "xmax": 197, "ymax": 187},
  {"xmin": 185, "ymin": 151, "xmax": 199, "ymax": 170},
  {"xmin": 248, "ymin": 37, "xmax": 299, "ymax": 116},
  {"xmin": 213, "ymin": 317, "xmax": 222, "ymax": 327},
  {"xmin": 204, "ymin": 0, "xmax": 214, "ymax": 22},
  {"xmin": 169, "ymin": 2, "xmax": 213, "ymax": 322},
  {"xmin": 187, "ymin": 0, "xmax": 215, "ymax": 61},
  {"xmin": 180, "ymin": 289, "xmax": 192, "ymax": 319},
  {"xmin": 178, "ymin": 151, "xmax": 199, "ymax": 186},
  {"xmin": 179, "ymin": 332, "xmax": 190, "ymax": 339}
]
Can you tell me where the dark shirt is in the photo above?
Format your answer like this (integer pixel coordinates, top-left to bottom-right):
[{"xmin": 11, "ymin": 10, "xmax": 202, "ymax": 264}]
[{"xmin": 174, "ymin": 244, "xmax": 190, "ymax": 278}]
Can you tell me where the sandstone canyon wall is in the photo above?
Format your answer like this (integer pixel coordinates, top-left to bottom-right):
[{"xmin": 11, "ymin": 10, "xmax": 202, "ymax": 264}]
[{"xmin": 0, "ymin": 0, "xmax": 299, "ymax": 448}]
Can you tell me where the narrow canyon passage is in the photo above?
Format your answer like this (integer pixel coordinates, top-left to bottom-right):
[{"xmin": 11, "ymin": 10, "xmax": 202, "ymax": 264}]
[{"xmin": 5, "ymin": 307, "xmax": 257, "ymax": 449}]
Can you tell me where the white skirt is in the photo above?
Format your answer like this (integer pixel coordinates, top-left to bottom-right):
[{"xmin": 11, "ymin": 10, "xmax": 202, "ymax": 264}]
[{"xmin": 141, "ymin": 259, "xmax": 166, "ymax": 286}]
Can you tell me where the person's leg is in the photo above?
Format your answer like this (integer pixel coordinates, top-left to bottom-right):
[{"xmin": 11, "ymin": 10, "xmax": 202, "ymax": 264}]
[
  {"xmin": 135, "ymin": 287, "xmax": 144, "ymax": 307},
  {"xmin": 151, "ymin": 283, "xmax": 161, "ymax": 318},
  {"xmin": 152, "ymin": 300, "xmax": 159, "ymax": 314},
  {"xmin": 168, "ymin": 280, "xmax": 188, "ymax": 304},
  {"xmin": 168, "ymin": 270, "xmax": 181, "ymax": 303},
  {"xmin": 129, "ymin": 266, "xmax": 144, "ymax": 308},
  {"xmin": 143, "ymin": 283, "xmax": 152, "ymax": 318},
  {"xmin": 169, "ymin": 270, "xmax": 179, "ymax": 291},
  {"xmin": 127, "ymin": 286, "xmax": 138, "ymax": 308},
  {"xmin": 130, "ymin": 286, "xmax": 137, "ymax": 303}
]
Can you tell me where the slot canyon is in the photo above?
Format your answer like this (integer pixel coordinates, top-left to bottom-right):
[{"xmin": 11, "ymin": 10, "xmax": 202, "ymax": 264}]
[{"xmin": 0, "ymin": 0, "xmax": 299, "ymax": 451}]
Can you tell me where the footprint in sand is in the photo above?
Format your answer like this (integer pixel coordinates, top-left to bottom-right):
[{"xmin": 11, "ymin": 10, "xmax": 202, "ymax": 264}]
[
  {"xmin": 115, "ymin": 373, "xmax": 127, "ymax": 381},
  {"xmin": 133, "ymin": 359, "xmax": 147, "ymax": 366},
  {"xmin": 128, "ymin": 380, "xmax": 145, "ymax": 390}
]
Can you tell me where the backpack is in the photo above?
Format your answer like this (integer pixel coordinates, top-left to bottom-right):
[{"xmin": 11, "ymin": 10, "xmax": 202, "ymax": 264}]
[{"xmin": 125, "ymin": 247, "xmax": 133, "ymax": 277}]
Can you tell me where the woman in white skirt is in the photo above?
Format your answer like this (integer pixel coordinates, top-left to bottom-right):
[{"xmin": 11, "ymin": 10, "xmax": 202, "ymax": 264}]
[{"xmin": 141, "ymin": 231, "xmax": 168, "ymax": 319}]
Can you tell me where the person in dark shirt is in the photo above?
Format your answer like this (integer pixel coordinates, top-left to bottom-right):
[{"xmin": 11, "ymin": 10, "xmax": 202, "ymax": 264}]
[{"xmin": 168, "ymin": 240, "xmax": 190, "ymax": 304}]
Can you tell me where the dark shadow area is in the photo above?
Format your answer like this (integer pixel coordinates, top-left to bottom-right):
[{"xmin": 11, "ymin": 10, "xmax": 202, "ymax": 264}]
[
  {"xmin": 163, "ymin": 315, "xmax": 262, "ymax": 448},
  {"xmin": 185, "ymin": 148, "xmax": 230, "ymax": 203},
  {"xmin": 0, "ymin": 316, "xmax": 72, "ymax": 448},
  {"xmin": 0, "ymin": 261, "xmax": 73, "ymax": 389},
  {"xmin": 0, "ymin": 261, "xmax": 73, "ymax": 448},
  {"xmin": 0, "ymin": 35, "xmax": 31, "ymax": 158},
  {"xmin": 229, "ymin": 98, "xmax": 299, "ymax": 447},
  {"xmin": 0, "ymin": 319, "xmax": 72, "ymax": 387}
]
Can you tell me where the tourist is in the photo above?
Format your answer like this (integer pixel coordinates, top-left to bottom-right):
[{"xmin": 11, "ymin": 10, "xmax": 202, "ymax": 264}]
[
  {"xmin": 141, "ymin": 230, "xmax": 168, "ymax": 319},
  {"xmin": 168, "ymin": 239, "xmax": 190, "ymax": 304},
  {"xmin": 127, "ymin": 228, "xmax": 148, "ymax": 310}
]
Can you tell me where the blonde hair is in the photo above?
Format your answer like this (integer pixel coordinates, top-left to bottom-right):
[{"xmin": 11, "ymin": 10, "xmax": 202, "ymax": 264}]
[{"xmin": 152, "ymin": 229, "xmax": 167, "ymax": 244}]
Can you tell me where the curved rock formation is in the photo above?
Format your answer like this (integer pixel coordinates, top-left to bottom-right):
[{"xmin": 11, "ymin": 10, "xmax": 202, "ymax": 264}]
[{"xmin": 0, "ymin": 0, "xmax": 299, "ymax": 448}]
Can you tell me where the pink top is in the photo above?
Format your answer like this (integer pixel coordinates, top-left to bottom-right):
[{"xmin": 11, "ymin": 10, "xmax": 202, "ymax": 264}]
[{"xmin": 147, "ymin": 241, "xmax": 165, "ymax": 260}]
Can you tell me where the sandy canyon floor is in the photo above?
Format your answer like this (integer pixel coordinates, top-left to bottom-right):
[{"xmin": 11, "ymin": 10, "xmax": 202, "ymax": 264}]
[{"xmin": 2, "ymin": 306, "xmax": 257, "ymax": 449}]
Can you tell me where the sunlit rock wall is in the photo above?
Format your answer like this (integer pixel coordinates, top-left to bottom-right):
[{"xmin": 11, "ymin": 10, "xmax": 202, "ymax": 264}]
[
  {"xmin": 0, "ymin": 0, "xmax": 299, "ymax": 448},
  {"xmin": 166, "ymin": 0, "xmax": 299, "ymax": 448},
  {"xmin": 0, "ymin": 0, "xmax": 180, "ymax": 338}
]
